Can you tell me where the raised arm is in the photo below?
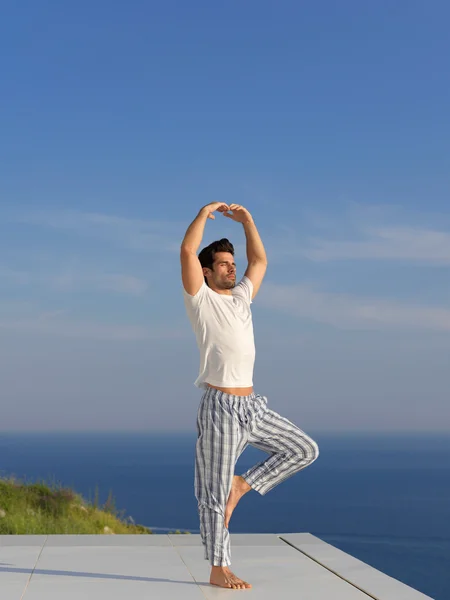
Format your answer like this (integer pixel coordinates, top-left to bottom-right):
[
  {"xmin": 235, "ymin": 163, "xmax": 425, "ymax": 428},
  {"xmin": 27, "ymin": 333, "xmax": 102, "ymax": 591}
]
[
  {"xmin": 224, "ymin": 204, "xmax": 268, "ymax": 299},
  {"xmin": 180, "ymin": 202, "xmax": 229, "ymax": 295}
]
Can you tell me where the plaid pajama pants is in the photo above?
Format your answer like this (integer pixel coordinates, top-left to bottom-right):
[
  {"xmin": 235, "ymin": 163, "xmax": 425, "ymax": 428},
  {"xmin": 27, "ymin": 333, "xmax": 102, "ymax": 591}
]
[{"xmin": 194, "ymin": 386, "xmax": 319, "ymax": 567}]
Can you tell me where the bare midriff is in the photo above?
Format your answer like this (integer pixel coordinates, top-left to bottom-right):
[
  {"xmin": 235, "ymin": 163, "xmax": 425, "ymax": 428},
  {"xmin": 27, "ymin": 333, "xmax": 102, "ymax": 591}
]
[{"xmin": 207, "ymin": 383, "xmax": 254, "ymax": 396}]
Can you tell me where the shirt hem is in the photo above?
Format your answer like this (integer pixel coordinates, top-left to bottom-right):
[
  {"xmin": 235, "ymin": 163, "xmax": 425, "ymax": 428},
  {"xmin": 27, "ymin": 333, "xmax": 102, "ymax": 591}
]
[{"xmin": 195, "ymin": 380, "xmax": 254, "ymax": 389}]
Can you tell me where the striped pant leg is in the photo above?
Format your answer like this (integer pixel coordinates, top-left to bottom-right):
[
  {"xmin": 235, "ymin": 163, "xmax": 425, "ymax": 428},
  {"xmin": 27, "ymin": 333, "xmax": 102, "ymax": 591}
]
[
  {"xmin": 194, "ymin": 388, "xmax": 247, "ymax": 567},
  {"xmin": 240, "ymin": 395, "xmax": 319, "ymax": 496}
]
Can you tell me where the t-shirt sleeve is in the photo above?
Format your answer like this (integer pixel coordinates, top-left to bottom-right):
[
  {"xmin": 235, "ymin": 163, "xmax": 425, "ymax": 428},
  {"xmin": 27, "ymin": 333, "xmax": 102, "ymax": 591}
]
[
  {"xmin": 233, "ymin": 276, "xmax": 253, "ymax": 304},
  {"xmin": 183, "ymin": 281, "xmax": 208, "ymax": 307}
]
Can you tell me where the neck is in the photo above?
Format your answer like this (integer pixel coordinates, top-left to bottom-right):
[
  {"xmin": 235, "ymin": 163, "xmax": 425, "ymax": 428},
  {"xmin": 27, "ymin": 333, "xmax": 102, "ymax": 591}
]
[{"xmin": 208, "ymin": 283, "xmax": 233, "ymax": 295}]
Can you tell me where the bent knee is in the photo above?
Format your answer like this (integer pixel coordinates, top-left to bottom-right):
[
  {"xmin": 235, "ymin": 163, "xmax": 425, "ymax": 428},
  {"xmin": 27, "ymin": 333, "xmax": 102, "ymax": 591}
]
[
  {"xmin": 288, "ymin": 438, "xmax": 319, "ymax": 467},
  {"xmin": 308, "ymin": 439, "xmax": 319, "ymax": 463},
  {"xmin": 298, "ymin": 438, "xmax": 319, "ymax": 465}
]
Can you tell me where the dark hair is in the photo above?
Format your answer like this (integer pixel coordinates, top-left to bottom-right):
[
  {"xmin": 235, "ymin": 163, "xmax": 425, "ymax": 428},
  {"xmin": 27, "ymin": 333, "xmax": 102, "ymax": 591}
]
[{"xmin": 198, "ymin": 238, "xmax": 235, "ymax": 285}]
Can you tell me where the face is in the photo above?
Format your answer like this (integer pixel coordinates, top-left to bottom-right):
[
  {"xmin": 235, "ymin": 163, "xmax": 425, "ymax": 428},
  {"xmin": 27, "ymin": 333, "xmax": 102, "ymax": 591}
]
[{"xmin": 204, "ymin": 251, "xmax": 236, "ymax": 289}]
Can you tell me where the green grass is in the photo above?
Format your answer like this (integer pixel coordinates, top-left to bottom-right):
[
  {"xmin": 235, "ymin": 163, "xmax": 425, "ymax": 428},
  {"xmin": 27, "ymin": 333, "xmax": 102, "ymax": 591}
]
[{"xmin": 0, "ymin": 475, "xmax": 190, "ymax": 535}]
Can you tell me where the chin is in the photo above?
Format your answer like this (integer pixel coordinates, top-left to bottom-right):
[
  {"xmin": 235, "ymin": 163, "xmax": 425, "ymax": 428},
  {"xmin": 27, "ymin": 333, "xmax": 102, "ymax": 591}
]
[{"xmin": 223, "ymin": 280, "xmax": 235, "ymax": 289}]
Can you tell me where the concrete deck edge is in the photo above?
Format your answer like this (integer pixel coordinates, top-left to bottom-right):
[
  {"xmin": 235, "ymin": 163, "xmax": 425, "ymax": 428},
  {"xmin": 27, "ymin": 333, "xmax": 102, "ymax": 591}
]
[
  {"xmin": 279, "ymin": 535, "xmax": 380, "ymax": 599},
  {"xmin": 279, "ymin": 534, "xmax": 433, "ymax": 600}
]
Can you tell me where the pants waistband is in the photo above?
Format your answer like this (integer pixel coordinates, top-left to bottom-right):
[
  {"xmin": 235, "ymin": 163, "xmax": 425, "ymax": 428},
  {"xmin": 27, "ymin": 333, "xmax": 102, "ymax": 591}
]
[{"xmin": 203, "ymin": 386, "xmax": 257, "ymax": 402}]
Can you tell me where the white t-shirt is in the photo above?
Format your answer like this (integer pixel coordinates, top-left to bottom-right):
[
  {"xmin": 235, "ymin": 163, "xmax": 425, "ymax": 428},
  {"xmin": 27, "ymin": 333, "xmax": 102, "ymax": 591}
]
[{"xmin": 183, "ymin": 276, "xmax": 255, "ymax": 389}]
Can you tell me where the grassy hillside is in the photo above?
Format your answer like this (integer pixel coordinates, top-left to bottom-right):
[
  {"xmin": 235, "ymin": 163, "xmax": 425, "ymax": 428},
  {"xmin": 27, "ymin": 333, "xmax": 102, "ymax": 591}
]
[{"xmin": 0, "ymin": 475, "xmax": 189, "ymax": 535}]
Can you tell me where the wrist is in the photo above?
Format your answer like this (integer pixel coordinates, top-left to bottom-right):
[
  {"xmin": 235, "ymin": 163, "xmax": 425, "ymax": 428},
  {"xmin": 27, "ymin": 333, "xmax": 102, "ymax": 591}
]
[{"xmin": 198, "ymin": 206, "xmax": 210, "ymax": 218}]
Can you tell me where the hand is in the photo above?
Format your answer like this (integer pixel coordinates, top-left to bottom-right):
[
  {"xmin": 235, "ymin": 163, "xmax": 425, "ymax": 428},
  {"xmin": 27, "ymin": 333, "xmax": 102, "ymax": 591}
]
[
  {"xmin": 223, "ymin": 204, "xmax": 253, "ymax": 224},
  {"xmin": 201, "ymin": 202, "xmax": 230, "ymax": 220}
]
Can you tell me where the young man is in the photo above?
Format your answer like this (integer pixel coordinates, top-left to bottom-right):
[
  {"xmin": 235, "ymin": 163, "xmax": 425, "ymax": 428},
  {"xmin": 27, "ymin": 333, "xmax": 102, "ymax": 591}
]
[{"xmin": 181, "ymin": 202, "xmax": 319, "ymax": 590}]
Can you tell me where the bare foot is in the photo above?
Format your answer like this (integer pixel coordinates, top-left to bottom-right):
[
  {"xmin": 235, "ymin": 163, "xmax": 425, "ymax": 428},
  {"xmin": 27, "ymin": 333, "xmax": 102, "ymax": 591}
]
[
  {"xmin": 224, "ymin": 475, "xmax": 251, "ymax": 529},
  {"xmin": 210, "ymin": 566, "xmax": 252, "ymax": 589}
]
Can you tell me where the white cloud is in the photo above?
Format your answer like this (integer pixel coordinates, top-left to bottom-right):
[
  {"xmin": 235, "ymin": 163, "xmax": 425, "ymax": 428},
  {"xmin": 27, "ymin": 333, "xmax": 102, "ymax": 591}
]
[
  {"xmin": 94, "ymin": 274, "xmax": 148, "ymax": 295},
  {"xmin": 259, "ymin": 282, "xmax": 450, "ymax": 332},
  {"xmin": 13, "ymin": 210, "xmax": 181, "ymax": 252},
  {"xmin": 0, "ymin": 317, "xmax": 147, "ymax": 340},
  {"xmin": 0, "ymin": 266, "xmax": 148, "ymax": 296},
  {"xmin": 0, "ymin": 309, "xmax": 186, "ymax": 341},
  {"xmin": 266, "ymin": 203, "xmax": 450, "ymax": 265},
  {"xmin": 301, "ymin": 227, "xmax": 450, "ymax": 264}
]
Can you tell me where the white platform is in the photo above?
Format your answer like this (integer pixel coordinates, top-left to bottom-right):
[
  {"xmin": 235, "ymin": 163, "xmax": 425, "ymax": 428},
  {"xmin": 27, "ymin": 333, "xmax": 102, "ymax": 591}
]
[{"xmin": 0, "ymin": 534, "xmax": 433, "ymax": 599}]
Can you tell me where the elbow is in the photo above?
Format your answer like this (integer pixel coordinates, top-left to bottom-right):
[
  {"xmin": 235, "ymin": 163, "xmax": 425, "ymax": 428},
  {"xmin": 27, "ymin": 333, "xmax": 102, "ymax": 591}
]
[
  {"xmin": 180, "ymin": 244, "xmax": 197, "ymax": 256},
  {"xmin": 250, "ymin": 257, "xmax": 268, "ymax": 266}
]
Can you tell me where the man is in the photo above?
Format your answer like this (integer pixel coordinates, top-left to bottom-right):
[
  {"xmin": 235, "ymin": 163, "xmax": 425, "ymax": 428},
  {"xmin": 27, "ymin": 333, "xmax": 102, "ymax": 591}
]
[{"xmin": 180, "ymin": 202, "xmax": 319, "ymax": 590}]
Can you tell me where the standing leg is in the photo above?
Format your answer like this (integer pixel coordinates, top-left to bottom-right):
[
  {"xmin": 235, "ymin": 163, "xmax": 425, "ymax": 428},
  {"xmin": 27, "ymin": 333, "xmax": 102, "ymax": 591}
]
[
  {"xmin": 194, "ymin": 388, "xmax": 247, "ymax": 566},
  {"xmin": 241, "ymin": 394, "xmax": 319, "ymax": 495}
]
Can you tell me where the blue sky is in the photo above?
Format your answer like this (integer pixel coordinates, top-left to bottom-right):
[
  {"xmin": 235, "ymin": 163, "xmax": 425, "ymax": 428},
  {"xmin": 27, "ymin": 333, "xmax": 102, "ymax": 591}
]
[{"xmin": 1, "ymin": 1, "xmax": 450, "ymax": 432}]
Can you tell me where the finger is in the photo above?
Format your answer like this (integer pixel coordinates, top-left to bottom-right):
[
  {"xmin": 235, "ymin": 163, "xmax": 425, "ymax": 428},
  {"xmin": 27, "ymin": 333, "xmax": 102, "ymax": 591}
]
[{"xmin": 208, "ymin": 214, "xmax": 215, "ymax": 219}]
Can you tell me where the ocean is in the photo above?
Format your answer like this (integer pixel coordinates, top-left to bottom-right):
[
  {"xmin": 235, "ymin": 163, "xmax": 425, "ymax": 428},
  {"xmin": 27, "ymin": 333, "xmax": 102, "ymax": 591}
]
[{"xmin": 0, "ymin": 431, "xmax": 449, "ymax": 599}]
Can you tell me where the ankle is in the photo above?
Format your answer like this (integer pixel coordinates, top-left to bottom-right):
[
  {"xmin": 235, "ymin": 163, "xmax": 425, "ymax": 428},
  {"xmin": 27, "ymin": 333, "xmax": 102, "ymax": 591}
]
[{"xmin": 237, "ymin": 476, "xmax": 251, "ymax": 492}]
